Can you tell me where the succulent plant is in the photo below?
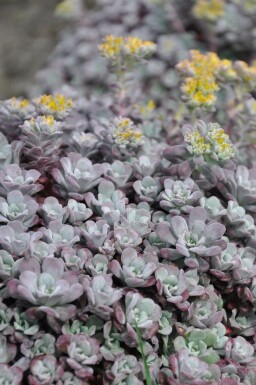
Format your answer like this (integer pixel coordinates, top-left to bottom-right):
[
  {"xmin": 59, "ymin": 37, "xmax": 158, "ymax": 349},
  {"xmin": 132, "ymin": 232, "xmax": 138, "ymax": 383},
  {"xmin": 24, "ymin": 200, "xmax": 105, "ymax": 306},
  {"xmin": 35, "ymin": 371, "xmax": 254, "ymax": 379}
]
[
  {"xmin": 186, "ymin": 288, "xmax": 225, "ymax": 328},
  {"xmin": 0, "ymin": 335, "xmax": 17, "ymax": 364},
  {"xmin": 56, "ymin": 334, "xmax": 102, "ymax": 379},
  {"xmin": 104, "ymin": 354, "xmax": 142, "ymax": 385},
  {"xmin": 159, "ymin": 178, "xmax": 203, "ymax": 214},
  {"xmin": 114, "ymin": 226, "xmax": 142, "ymax": 252},
  {"xmin": 52, "ymin": 153, "xmax": 105, "ymax": 199},
  {"xmin": 200, "ymin": 196, "xmax": 227, "ymax": 220},
  {"xmin": 229, "ymin": 309, "xmax": 256, "ymax": 337},
  {"xmin": 104, "ymin": 160, "xmax": 132, "ymax": 188},
  {"xmin": 7, "ymin": 258, "xmax": 83, "ymax": 313},
  {"xmin": 210, "ymin": 237, "xmax": 241, "ymax": 281},
  {"xmin": 225, "ymin": 201, "xmax": 255, "ymax": 238},
  {"xmin": 225, "ymin": 336, "xmax": 256, "ymax": 365},
  {"xmin": 85, "ymin": 180, "xmax": 127, "ymax": 225},
  {"xmin": 83, "ymin": 275, "xmax": 123, "ymax": 319},
  {"xmin": 0, "ymin": 364, "xmax": 24, "ymax": 385},
  {"xmin": 42, "ymin": 220, "xmax": 80, "ymax": 250},
  {"xmin": 219, "ymin": 165, "xmax": 256, "ymax": 215},
  {"xmin": 0, "ymin": 221, "xmax": 31, "ymax": 256},
  {"xmin": 28, "ymin": 240, "xmax": 57, "ymax": 261},
  {"xmin": 133, "ymin": 176, "xmax": 161, "ymax": 203},
  {"xmin": 56, "ymin": 372, "xmax": 86, "ymax": 385},
  {"xmin": 124, "ymin": 291, "xmax": 161, "ymax": 339},
  {"xmin": 13, "ymin": 309, "xmax": 40, "ymax": 337},
  {"xmin": 0, "ymin": 250, "xmax": 15, "ymax": 282},
  {"xmin": 155, "ymin": 265, "xmax": 189, "ymax": 310},
  {"xmin": 20, "ymin": 116, "xmax": 63, "ymax": 173},
  {"xmin": 40, "ymin": 197, "xmax": 65, "ymax": 224},
  {"xmin": 157, "ymin": 207, "xmax": 226, "ymax": 271},
  {"xmin": 3, "ymin": 0, "xmax": 256, "ymax": 382},
  {"xmin": 0, "ymin": 302, "xmax": 13, "ymax": 333},
  {"xmin": 169, "ymin": 349, "xmax": 221, "ymax": 385},
  {"xmin": 61, "ymin": 246, "xmax": 91, "ymax": 271},
  {"xmin": 0, "ymin": 190, "xmax": 39, "ymax": 227},
  {"xmin": 0, "ymin": 164, "xmax": 43, "ymax": 197},
  {"xmin": 28, "ymin": 355, "xmax": 58, "ymax": 385},
  {"xmin": 100, "ymin": 321, "xmax": 124, "ymax": 361},
  {"xmin": 0, "ymin": 132, "xmax": 21, "ymax": 170},
  {"xmin": 233, "ymin": 246, "xmax": 256, "ymax": 283},
  {"xmin": 65, "ymin": 199, "xmax": 93, "ymax": 225},
  {"xmin": 174, "ymin": 323, "xmax": 228, "ymax": 364},
  {"xmin": 110, "ymin": 247, "xmax": 157, "ymax": 287},
  {"xmin": 81, "ymin": 220, "xmax": 110, "ymax": 249},
  {"xmin": 21, "ymin": 334, "xmax": 56, "ymax": 358},
  {"xmin": 62, "ymin": 315, "xmax": 103, "ymax": 336},
  {"xmin": 120, "ymin": 206, "xmax": 152, "ymax": 236}
]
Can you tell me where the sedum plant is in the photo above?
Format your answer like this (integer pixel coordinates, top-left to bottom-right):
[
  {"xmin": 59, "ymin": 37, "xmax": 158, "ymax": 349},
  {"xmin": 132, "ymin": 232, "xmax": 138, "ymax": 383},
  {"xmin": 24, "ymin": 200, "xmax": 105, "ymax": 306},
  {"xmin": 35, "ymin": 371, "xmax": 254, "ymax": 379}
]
[{"xmin": 2, "ymin": 1, "xmax": 256, "ymax": 384}]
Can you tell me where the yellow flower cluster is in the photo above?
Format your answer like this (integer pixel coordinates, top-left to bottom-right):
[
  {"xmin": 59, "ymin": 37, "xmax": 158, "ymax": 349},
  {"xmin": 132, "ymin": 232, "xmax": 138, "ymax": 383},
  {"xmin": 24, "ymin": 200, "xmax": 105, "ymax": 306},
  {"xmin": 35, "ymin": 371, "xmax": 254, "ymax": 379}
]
[
  {"xmin": 185, "ymin": 131, "xmax": 211, "ymax": 155},
  {"xmin": 112, "ymin": 117, "xmax": 143, "ymax": 148},
  {"xmin": 42, "ymin": 115, "xmax": 55, "ymax": 127},
  {"xmin": 185, "ymin": 122, "xmax": 235, "ymax": 160},
  {"xmin": 34, "ymin": 94, "xmax": 74, "ymax": 115},
  {"xmin": 192, "ymin": 0, "xmax": 225, "ymax": 21},
  {"xmin": 11, "ymin": 97, "xmax": 29, "ymax": 109},
  {"xmin": 208, "ymin": 127, "xmax": 236, "ymax": 160},
  {"xmin": 177, "ymin": 50, "xmax": 236, "ymax": 109},
  {"xmin": 124, "ymin": 37, "xmax": 156, "ymax": 55},
  {"xmin": 98, "ymin": 35, "xmax": 156, "ymax": 61},
  {"xmin": 25, "ymin": 115, "xmax": 60, "ymax": 135},
  {"xmin": 98, "ymin": 35, "xmax": 124, "ymax": 59}
]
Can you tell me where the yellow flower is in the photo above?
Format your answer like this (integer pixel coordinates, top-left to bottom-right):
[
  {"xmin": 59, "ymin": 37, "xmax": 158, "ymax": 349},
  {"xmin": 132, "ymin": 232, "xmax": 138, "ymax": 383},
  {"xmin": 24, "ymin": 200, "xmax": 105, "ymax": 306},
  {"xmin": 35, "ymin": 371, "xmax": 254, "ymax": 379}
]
[
  {"xmin": 124, "ymin": 37, "xmax": 156, "ymax": 56},
  {"xmin": 11, "ymin": 97, "xmax": 29, "ymax": 109},
  {"xmin": 193, "ymin": 0, "xmax": 225, "ymax": 21},
  {"xmin": 98, "ymin": 35, "xmax": 156, "ymax": 62},
  {"xmin": 42, "ymin": 115, "xmax": 55, "ymax": 127},
  {"xmin": 177, "ymin": 50, "xmax": 237, "ymax": 109},
  {"xmin": 185, "ymin": 131, "xmax": 211, "ymax": 155},
  {"xmin": 178, "ymin": 50, "xmax": 222, "ymax": 77},
  {"xmin": 208, "ymin": 128, "xmax": 235, "ymax": 160},
  {"xmin": 185, "ymin": 122, "xmax": 235, "ymax": 160},
  {"xmin": 112, "ymin": 117, "xmax": 143, "ymax": 148},
  {"xmin": 98, "ymin": 35, "xmax": 124, "ymax": 59},
  {"xmin": 35, "ymin": 94, "xmax": 74, "ymax": 115}
]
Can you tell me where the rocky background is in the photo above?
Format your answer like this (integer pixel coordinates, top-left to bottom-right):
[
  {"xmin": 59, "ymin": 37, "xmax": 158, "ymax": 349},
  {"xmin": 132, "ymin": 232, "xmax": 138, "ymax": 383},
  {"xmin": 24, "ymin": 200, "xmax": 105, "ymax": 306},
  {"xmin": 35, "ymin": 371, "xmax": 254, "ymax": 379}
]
[{"xmin": 0, "ymin": 0, "xmax": 64, "ymax": 99}]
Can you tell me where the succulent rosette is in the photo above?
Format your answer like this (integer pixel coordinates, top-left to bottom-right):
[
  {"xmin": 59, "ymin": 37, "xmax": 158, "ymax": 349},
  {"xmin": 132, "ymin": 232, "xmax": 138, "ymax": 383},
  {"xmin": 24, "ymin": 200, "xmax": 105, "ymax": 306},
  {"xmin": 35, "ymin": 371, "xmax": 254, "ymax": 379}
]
[
  {"xmin": 0, "ymin": 164, "xmax": 43, "ymax": 196},
  {"xmin": 52, "ymin": 152, "xmax": 106, "ymax": 200},
  {"xmin": 82, "ymin": 274, "xmax": 123, "ymax": 319},
  {"xmin": 0, "ymin": 190, "xmax": 39, "ymax": 227},
  {"xmin": 157, "ymin": 207, "xmax": 226, "ymax": 271},
  {"xmin": 56, "ymin": 334, "xmax": 102, "ymax": 379},
  {"xmin": 7, "ymin": 258, "xmax": 83, "ymax": 320},
  {"xmin": 159, "ymin": 178, "xmax": 203, "ymax": 214},
  {"xmin": 110, "ymin": 247, "xmax": 157, "ymax": 287}
]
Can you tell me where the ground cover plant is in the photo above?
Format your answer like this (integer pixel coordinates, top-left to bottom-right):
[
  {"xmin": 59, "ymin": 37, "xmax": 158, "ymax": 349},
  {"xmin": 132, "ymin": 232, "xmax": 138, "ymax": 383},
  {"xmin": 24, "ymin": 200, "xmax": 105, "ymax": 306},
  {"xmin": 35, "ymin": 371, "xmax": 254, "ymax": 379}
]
[{"xmin": 1, "ymin": 0, "xmax": 256, "ymax": 384}]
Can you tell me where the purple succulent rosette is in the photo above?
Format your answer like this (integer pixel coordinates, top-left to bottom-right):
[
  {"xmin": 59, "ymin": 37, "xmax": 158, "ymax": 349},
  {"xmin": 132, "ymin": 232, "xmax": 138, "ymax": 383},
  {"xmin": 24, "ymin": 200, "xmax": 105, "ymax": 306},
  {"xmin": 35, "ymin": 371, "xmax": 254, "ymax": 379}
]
[{"xmin": 157, "ymin": 207, "xmax": 226, "ymax": 271}]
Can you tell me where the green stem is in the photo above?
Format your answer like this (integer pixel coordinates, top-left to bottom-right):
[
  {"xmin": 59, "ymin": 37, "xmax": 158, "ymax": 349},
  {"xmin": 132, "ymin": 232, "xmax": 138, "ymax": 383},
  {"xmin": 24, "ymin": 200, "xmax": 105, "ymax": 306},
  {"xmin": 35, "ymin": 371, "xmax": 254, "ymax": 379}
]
[{"xmin": 135, "ymin": 323, "xmax": 154, "ymax": 385}]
